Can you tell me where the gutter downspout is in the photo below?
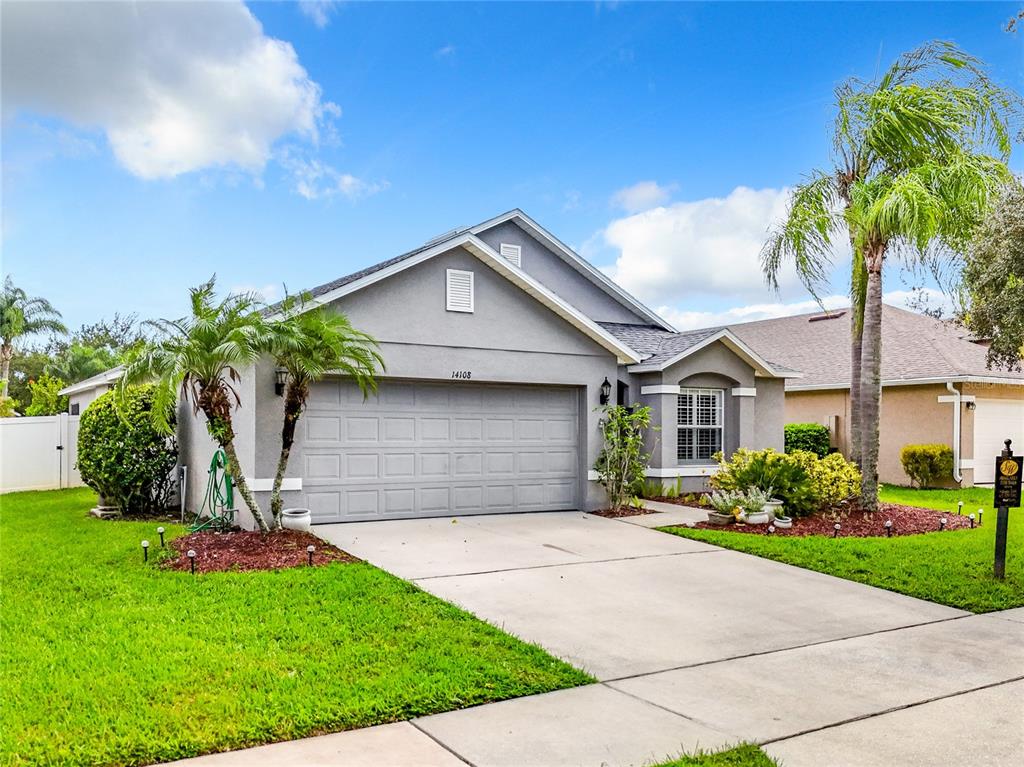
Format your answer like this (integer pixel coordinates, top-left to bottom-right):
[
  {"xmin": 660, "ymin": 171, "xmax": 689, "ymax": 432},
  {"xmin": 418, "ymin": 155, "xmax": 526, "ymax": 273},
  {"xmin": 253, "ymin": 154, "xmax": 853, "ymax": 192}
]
[{"xmin": 946, "ymin": 381, "xmax": 964, "ymax": 484}]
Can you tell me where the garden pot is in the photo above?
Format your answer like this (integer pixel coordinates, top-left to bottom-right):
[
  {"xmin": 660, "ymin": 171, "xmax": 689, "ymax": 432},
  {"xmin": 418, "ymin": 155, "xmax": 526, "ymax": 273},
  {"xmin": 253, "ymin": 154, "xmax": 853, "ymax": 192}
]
[
  {"xmin": 744, "ymin": 510, "xmax": 771, "ymax": 525},
  {"xmin": 773, "ymin": 515, "xmax": 793, "ymax": 529},
  {"xmin": 281, "ymin": 508, "xmax": 312, "ymax": 532},
  {"xmin": 707, "ymin": 511, "xmax": 735, "ymax": 526},
  {"xmin": 763, "ymin": 499, "xmax": 784, "ymax": 518}
]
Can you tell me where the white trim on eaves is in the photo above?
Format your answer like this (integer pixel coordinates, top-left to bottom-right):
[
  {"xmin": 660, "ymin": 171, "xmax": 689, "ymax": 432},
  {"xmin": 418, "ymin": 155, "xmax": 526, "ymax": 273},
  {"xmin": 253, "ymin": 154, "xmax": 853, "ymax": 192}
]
[
  {"xmin": 788, "ymin": 376, "xmax": 1024, "ymax": 392},
  {"xmin": 627, "ymin": 328, "xmax": 800, "ymax": 380}
]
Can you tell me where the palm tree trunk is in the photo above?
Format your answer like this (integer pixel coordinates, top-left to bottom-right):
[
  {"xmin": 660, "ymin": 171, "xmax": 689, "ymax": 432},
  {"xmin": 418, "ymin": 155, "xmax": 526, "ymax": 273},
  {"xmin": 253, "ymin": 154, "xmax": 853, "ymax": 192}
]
[
  {"xmin": 1, "ymin": 344, "xmax": 11, "ymax": 399},
  {"xmin": 270, "ymin": 378, "xmax": 307, "ymax": 529},
  {"xmin": 221, "ymin": 439, "xmax": 270, "ymax": 534},
  {"xmin": 859, "ymin": 246, "xmax": 885, "ymax": 511},
  {"xmin": 849, "ymin": 318, "xmax": 863, "ymax": 467}
]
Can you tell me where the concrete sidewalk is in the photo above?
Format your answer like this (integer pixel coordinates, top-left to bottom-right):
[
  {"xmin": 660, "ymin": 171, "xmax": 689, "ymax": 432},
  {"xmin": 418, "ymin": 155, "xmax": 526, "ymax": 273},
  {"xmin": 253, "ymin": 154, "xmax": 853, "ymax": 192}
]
[{"xmin": 172, "ymin": 512, "xmax": 1023, "ymax": 766}]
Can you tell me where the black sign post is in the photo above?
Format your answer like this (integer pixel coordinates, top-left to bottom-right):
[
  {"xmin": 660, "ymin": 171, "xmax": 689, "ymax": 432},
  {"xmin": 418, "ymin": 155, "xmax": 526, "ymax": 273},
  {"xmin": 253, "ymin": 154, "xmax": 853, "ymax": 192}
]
[{"xmin": 993, "ymin": 439, "xmax": 1022, "ymax": 580}]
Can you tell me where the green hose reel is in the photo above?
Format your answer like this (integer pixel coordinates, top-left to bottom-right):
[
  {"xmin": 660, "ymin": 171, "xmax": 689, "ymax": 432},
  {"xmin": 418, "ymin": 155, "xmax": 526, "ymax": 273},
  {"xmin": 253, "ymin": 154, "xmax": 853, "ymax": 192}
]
[{"xmin": 191, "ymin": 449, "xmax": 237, "ymax": 532}]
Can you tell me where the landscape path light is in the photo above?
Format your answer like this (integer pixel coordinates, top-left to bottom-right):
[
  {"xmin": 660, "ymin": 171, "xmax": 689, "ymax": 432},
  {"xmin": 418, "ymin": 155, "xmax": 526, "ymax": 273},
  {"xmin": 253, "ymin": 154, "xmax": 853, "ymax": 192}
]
[
  {"xmin": 306, "ymin": 545, "xmax": 315, "ymax": 566},
  {"xmin": 884, "ymin": 520, "xmax": 893, "ymax": 537},
  {"xmin": 141, "ymin": 540, "xmax": 149, "ymax": 562},
  {"xmin": 157, "ymin": 527, "xmax": 165, "ymax": 547},
  {"xmin": 187, "ymin": 549, "xmax": 197, "ymax": 574}
]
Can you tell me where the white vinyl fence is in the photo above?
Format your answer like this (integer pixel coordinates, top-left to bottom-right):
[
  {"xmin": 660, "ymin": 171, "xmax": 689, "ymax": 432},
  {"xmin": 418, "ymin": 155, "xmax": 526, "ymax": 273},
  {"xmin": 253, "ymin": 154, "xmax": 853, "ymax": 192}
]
[{"xmin": 0, "ymin": 414, "xmax": 85, "ymax": 493}]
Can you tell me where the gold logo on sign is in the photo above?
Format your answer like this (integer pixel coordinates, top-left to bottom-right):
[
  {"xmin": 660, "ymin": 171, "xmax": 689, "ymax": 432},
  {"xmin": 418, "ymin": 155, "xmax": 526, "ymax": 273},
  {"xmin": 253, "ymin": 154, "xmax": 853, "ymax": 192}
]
[{"xmin": 999, "ymin": 459, "xmax": 1019, "ymax": 478}]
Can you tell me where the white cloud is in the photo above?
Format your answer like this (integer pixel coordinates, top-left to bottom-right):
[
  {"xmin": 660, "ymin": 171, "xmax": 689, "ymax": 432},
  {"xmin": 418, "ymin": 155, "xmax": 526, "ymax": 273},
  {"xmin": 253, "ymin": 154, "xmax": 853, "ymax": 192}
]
[
  {"xmin": 279, "ymin": 149, "xmax": 388, "ymax": 201},
  {"xmin": 610, "ymin": 180, "xmax": 677, "ymax": 213},
  {"xmin": 601, "ymin": 186, "xmax": 848, "ymax": 305},
  {"xmin": 2, "ymin": 1, "xmax": 334, "ymax": 180},
  {"xmin": 660, "ymin": 295, "xmax": 850, "ymax": 331},
  {"xmin": 299, "ymin": 1, "xmax": 340, "ymax": 29},
  {"xmin": 882, "ymin": 287, "xmax": 956, "ymax": 317},
  {"xmin": 435, "ymin": 44, "xmax": 457, "ymax": 59}
]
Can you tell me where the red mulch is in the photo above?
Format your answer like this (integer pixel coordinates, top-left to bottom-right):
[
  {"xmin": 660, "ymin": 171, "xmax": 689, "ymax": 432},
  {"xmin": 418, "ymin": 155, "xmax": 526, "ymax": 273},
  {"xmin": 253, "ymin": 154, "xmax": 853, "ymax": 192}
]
[
  {"xmin": 164, "ymin": 529, "xmax": 358, "ymax": 573},
  {"xmin": 688, "ymin": 502, "xmax": 974, "ymax": 538},
  {"xmin": 592, "ymin": 507, "xmax": 661, "ymax": 519}
]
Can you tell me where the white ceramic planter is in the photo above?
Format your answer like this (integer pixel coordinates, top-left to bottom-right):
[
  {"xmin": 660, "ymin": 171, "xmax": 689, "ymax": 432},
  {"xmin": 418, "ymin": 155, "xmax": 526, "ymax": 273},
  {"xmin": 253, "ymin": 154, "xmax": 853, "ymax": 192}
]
[
  {"xmin": 773, "ymin": 516, "xmax": 793, "ymax": 529},
  {"xmin": 744, "ymin": 510, "xmax": 771, "ymax": 525},
  {"xmin": 281, "ymin": 508, "xmax": 312, "ymax": 532},
  {"xmin": 763, "ymin": 499, "xmax": 784, "ymax": 518}
]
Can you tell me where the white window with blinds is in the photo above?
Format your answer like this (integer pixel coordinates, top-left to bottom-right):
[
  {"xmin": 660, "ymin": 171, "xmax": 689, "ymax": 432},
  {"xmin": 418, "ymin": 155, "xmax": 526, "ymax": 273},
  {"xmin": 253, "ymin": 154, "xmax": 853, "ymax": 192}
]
[
  {"xmin": 499, "ymin": 243, "xmax": 522, "ymax": 267},
  {"xmin": 677, "ymin": 388, "xmax": 724, "ymax": 462},
  {"xmin": 445, "ymin": 269, "xmax": 474, "ymax": 312}
]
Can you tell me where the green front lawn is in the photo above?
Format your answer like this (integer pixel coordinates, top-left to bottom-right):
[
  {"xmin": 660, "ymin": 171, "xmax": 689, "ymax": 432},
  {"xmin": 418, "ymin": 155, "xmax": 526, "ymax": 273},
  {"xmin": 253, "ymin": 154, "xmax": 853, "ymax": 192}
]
[
  {"xmin": 661, "ymin": 485, "xmax": 1023, "ymax": 613},
  {"xmin": 0, "ymin": 489, "xmax": 591, "ymax": 766},
  {"xmin": 655, "ymin": 744, "xmax": 779, "ymax": 767}
]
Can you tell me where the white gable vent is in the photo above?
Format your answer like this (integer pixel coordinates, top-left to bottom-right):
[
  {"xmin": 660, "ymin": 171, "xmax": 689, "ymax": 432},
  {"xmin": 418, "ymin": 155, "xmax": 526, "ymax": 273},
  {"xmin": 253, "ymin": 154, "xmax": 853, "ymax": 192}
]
[
  {"xmin": 446, "ymin": 269, "xmax": 474, "ymax": 313},
  {"xmin": 499, "ymin": 243, "xmax": 522, "ymax": 267}
]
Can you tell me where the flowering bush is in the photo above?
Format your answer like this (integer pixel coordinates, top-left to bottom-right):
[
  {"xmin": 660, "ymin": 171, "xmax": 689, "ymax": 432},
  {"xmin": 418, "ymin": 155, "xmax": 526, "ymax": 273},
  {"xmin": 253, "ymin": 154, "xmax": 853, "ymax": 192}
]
[{"xmin": 790, "ymin": 450, "xmax": 861, "ymax": 508}]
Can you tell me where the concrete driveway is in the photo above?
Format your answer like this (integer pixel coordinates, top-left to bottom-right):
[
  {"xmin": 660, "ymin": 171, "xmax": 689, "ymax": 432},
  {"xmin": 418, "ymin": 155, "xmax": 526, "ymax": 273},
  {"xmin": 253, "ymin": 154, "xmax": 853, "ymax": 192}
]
[
  {"xmin": 312, "ymin": 511, "xmax": 1024, "ymax": 766},
  {"xmin": 174, "ymin": 512, "xmax": 1021, "ymax": 767}
]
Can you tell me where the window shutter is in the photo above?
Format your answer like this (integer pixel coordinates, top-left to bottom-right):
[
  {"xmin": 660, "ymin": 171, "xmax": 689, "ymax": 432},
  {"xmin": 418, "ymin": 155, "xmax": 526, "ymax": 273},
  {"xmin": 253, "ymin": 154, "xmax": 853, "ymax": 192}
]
[
  {"xmin": 499, "ymin": 243, "xmax": 522, "ymax": 267},
  {"xmin": 446, "ymin": 269, "xmax": 474, "ymax": 312}
]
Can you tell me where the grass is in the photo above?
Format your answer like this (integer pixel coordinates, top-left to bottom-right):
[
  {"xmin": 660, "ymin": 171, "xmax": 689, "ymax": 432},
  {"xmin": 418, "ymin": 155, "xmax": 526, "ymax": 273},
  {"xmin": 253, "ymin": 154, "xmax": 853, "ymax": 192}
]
[
  {"xmin": 653, "ymin": 744, "xmax": 779, "ymax": 766},
  {"xmin": 661, "ymin": 484, "xmax": 1023, "ymax": 613},
  {"xmin": 0, "ymin": 489, "xmax": 592, "ymax": 766}
]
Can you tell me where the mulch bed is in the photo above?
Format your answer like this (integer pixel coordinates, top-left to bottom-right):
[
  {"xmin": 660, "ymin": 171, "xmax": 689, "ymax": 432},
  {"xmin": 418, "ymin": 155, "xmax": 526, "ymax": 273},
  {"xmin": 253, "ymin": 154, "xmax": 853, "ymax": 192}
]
[
  {"xmin": 591, "ymin": 507, "xmax": 661, "ymax": 519},
  {"xmin": 164, "ymin": 530, "xmax": 359, "ymax": 573},
  {"xmin": 686, "ymin": 502, "xmax": 974, "ymax": 538}
]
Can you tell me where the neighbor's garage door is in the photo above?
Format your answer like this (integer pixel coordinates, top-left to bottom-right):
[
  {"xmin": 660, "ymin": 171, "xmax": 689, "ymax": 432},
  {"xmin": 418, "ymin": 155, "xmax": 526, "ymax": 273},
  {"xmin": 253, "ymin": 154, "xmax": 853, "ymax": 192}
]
[
  {"xmin": 298, "ymin": 379, "xmax": 580, "ymax": 523},
  {"xmin": 973, "ymin": 399, "xmax": 1024, "ymax": 484}
]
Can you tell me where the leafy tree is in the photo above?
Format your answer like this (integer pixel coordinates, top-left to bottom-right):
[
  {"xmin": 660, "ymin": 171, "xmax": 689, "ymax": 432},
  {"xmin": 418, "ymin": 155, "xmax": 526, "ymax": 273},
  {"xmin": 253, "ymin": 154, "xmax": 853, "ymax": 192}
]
[
  {"xmin": 1, "ymin": 275, "xmax": 66, "ymax": 399},
  {"xmin": 960, "ymin": 182, "xmax": 1024, "ymax": 370},
  {"xmin": 46, "ymin": 342, "xmax": 120, "ymax": 384},
  {"xmin": 267, "ymin": 295, "xmax": 383, "ymax": 529},
  {"xmin": 762, "ymin": 41, "xmax": 1019, "ymax": 510},
  {"xmin": 119, "ymin": 278, "xmax": 274, "ymax": 532},
  {"xmin": 4, "ymin": 348, "xmax": 49, "ymax": 406},
  {"xmin": 23, "ymin": 373, "xmax": 68, "ymax": 416},
  {"xmin": 594, "ymin": 405, "xmax": 653, "ymax": 511}
]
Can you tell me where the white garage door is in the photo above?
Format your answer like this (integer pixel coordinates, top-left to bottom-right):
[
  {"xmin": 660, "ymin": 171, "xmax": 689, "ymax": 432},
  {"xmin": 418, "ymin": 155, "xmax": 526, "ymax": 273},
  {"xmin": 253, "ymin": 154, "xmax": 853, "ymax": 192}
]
[
  {"xmin": 973, "ymin": 399, "xmax": 1024, "ymax": 484},
  {"xmin": 297, "ymin": 379, "xmax": 581, "ymax": 523}
]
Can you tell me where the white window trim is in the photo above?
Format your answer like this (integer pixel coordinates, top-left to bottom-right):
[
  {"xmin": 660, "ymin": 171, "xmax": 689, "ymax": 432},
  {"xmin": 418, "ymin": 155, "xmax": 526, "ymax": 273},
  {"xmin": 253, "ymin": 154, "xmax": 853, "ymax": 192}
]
[
  {"xmin": 499, "ymin": 242, "xmax": 522, "ymax": 267},
  {"xmin": 731, "ymin": 387, "xmax": 756, "ymax": 397},
  {"xmin": 677, "ymin": 387, "xmax": 724, "ymax": 463},
  {"xmin": 445, "ymin": 268, "xmax": 475, "ymax": 313}
]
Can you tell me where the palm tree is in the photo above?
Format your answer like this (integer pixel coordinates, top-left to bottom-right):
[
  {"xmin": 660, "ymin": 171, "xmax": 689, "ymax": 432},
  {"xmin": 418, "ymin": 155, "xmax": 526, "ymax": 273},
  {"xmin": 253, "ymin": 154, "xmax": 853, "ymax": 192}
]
[
  {"xmin": 268, "ymin": 295, "xmax": 383, "ymax": 529},
  {"xmin": 119, "ymin": 278, "xmax": 274, "ymax": 532},
  {"xmin": 763, "ymin": 41, "xmax": 1019, "ymax": 509},
  {"xmin": 1, "ymin": 276, "xmax": 67, "ymax": 399}
]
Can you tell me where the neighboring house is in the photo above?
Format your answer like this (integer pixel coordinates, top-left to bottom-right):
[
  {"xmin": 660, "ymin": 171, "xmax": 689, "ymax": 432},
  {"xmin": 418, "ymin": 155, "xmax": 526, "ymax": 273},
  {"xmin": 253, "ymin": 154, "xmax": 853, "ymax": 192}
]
[
  {"xmin": 727, "ymin": 306, "xmax": 1024, "ymax": 487},
  {"xmin": 58, "ymin": 366, "xmax": 124, "ymax": 415},
  {"xmin": 179, "ymin": 210, "xmax": 798, "ymax": 527}
]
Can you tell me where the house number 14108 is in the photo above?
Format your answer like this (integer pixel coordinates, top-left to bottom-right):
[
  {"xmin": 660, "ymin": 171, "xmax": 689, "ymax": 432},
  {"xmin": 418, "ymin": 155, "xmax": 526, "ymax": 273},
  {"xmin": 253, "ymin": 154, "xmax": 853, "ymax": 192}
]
[{"xmin": 451, "ymin": 370, "xmax": 472, "ymax": 379}]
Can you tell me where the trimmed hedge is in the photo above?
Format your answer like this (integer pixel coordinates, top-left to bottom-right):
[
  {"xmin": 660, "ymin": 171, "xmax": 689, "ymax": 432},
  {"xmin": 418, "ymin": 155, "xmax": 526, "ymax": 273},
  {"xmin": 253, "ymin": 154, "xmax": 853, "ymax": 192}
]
[
  {"xmin": 784, "ymin": 423, "xmax": 831, "ymax": 458},
  {"xmin": 900, "ymin": 444, "xmax": 954, "ymax": 488},
  {"xmin": 77, "ymin": 385, "xmax": 178, "ymax": 515}
]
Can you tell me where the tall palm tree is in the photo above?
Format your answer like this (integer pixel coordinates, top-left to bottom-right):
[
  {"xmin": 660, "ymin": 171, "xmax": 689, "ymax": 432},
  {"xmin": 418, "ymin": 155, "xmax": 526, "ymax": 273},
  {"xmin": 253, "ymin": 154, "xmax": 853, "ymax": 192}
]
[
  {"xmin": 0, "ymin": 276, "xmax": 67, "ymax": 399},
  {"xmin": 268, "ymin": 295, "xmax": 383, "ymax": 529},
  {"xmin": 119, "ymin": 278, "xmax": 274, "ymax": 532},
  {"xmin": 763, "ymin": 41, "xmax": 1019, "ymax": 509}
]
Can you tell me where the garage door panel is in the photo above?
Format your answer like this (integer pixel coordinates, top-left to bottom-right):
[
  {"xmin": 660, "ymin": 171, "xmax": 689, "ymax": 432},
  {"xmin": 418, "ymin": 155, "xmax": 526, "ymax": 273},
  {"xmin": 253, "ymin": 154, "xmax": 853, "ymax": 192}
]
[
  {"xmin": 299, "ymin": 380, "xmax": 580, "ymax": 521},
  {"xmin": 974, "ymin": 399, "xmax": 1024, "ymax": 484}
]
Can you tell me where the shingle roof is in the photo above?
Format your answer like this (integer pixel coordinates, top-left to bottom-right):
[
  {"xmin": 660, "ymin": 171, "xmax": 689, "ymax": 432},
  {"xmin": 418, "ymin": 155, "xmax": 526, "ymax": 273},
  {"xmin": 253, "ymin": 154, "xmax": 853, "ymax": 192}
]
[
  {"xmin": 726, "ymin": 305, "xmax": 1024, "ymax": 389},
  {"xmin": 597, "ymin": 322, "xmax": 721, "ymax": 365}
]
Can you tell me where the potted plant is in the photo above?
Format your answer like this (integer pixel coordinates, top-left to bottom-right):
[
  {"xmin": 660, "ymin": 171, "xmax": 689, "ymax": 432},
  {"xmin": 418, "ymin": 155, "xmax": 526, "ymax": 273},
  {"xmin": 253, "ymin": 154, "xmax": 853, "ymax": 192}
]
[
  {"xmin": 740, "ymin": 487, "xmax": 772, "ymax": 525},
  {"xmin": 762, "ymin": 488, "xmax": 784, "ymax": 520},
  {"xmin": 706, "ymin": 491, "xmax": 741, "ymax": 526},
  {"xmin": 773, "ymin": 511, "xmax": 793, "ymax": 529}
]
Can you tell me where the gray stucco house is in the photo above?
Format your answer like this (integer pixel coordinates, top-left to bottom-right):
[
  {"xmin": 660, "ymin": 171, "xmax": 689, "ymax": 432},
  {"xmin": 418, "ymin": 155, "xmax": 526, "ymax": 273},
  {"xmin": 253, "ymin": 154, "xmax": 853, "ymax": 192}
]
[{"xmin": 178, "ymin": 210, "xmax": 800, "ymax": 527}]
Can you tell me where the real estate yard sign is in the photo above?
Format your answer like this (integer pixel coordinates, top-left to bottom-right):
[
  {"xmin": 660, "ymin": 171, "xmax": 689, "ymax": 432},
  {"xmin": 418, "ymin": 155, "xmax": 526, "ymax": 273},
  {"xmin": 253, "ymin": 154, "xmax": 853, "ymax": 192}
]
[{"xmin": 993, "ymin": 440, "xmax": 1021, "ymax": 580}]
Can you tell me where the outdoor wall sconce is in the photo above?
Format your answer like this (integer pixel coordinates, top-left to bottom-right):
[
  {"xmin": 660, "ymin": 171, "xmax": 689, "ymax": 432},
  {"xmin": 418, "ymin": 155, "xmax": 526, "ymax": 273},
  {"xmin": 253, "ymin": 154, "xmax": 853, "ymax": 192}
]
[
  {"xmin": 965, "ymin": 401, "xmax": 976, "ymax": 411},
  {"xmin": 599, "ymin": 377, "xmax": 612, "ymax": 405},
  {"xmin": 274, "ymin": 368, "xmax": 289, "ymax": 396}
]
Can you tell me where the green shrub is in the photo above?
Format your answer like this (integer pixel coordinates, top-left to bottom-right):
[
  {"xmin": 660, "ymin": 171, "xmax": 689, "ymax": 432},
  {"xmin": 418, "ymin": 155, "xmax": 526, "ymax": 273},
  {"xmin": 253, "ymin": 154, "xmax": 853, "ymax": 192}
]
[
  {"xmin": 710, "ymin": 448, "xmax": 818, "ymax": 517},
  {"xmin": 900, "ymin": 444, "xmax": 955, "ymax": 488},
  {"xmin": 594, "ymin": 405, "xmax": 653, "ymax": 511},
  {"xmin": 77, "ymin": 386, "xmax": 178, "ymax": 515},
  {"xmin": 784, "ymin": 423, "xmax": 831, "ymax": 458},
  {"xmin": 789, "ymin": 450, "xmax": 861, "ymax": 508},
  {"xmin": 24, "ymin": 373, "xmax": 68, "ymax": 416}
]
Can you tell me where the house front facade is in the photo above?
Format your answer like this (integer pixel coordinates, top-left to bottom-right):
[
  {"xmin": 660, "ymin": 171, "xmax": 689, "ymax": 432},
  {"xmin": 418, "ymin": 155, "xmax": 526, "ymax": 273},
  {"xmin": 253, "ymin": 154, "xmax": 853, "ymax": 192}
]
[
  {"xmin": 178, "ymin": 210, "xmax": 798, "ymax": 528},
  {"xmin": 728, "ymin": 306, "xmax": 1024, "ymax": 487}
]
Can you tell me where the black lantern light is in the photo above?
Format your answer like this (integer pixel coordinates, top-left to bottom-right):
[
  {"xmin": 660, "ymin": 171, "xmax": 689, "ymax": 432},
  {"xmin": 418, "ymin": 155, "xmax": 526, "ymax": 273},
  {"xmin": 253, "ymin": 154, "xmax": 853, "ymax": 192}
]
[
  {"xmin": 599, "ymin": 377, "xmax": 612, "ymax": 405},
  {"xmin": 274, "ymin": 368, "xmax": 289, "ymax": 396}
]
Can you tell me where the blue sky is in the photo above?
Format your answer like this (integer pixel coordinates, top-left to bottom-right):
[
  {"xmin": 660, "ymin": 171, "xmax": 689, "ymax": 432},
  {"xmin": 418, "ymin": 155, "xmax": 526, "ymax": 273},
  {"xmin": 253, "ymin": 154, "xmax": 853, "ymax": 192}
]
[{"xmin": 3, "ymin": 1, "xmax": 1022, "ymax": 332}]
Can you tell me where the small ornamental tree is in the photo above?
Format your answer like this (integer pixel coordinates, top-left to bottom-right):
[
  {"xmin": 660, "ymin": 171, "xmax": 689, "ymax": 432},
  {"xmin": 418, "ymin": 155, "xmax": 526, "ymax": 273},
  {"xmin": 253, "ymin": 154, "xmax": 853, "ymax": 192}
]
[
  {"xmin": 900, "ymin": 444, "xmax": 955, "ymax": 488},
  {"xmin": 784, "ymin": 423, "xmax": 831, "ymax": 458},
  {"xmin": 77, "ymin": 385, "xmax": 178, "ymax": 515},
  {"xmin": 24, "ymin": 373, "xmax": 68, "ymax": 416},
  {"xmin": 594, "ymin": 405, "xmax": 652, "ymax": 511}
]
